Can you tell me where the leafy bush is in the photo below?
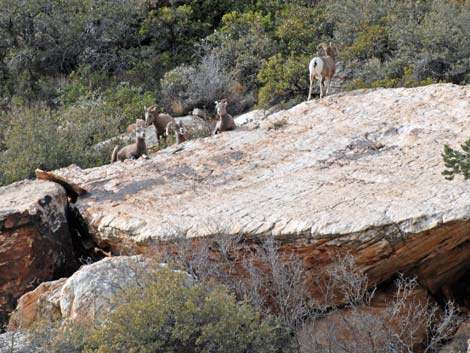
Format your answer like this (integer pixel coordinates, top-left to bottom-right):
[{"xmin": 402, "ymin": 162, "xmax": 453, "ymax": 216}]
[
  {"xmin": 442, "ymin": 140, "xmax": 470, "ymax": 180},
  {"xmin": 257, "ymin": 54, "xmax": 310, "ymax": 107},
  {"xmin": 328, "ymin": 0, "xmax": 470, "ymax": 87},
  {"xmin": 207, "ymin": 11, "xmax": 276, "ymax": 91},
  {"xmin": 84, "ymin": 269, "xmax": 290, "ymax": 353},
  {"xmin": 0, "ymin": 101, "xmax": 124, "ymax": 185}
]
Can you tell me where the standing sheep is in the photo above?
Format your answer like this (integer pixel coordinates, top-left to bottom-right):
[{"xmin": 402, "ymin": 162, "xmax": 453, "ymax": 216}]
[
  {"xmin": 213, "ymin": 99, "xmax": 236, "ymax": 135},
  {"xmin": 308, "ymin": 42, "xmax": 339, "ymax": 100},
  {"xmin": 166, "ymin": 120, "xmax": 189, "ymax": 144},
  {"xmin": 144, "ymin": 105, "xmax": 175, "ymax": 146}
]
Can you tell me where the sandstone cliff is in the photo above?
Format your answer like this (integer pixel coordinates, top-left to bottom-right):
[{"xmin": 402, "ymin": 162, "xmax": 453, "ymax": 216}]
[
  {"xmin": 50, "ymin": 83, "xmax": 470, "ymax": 299},
  {"xmin": 2, "ymin": 84, "xmax": 470, "ymax": 344}
]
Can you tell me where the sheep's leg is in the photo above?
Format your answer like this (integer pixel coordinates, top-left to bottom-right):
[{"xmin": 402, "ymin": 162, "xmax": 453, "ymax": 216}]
[
  {"xmin": 308, "ymin": 74, "xmax": 313, "ymax": 101},
  {"xmin": 213, "ymin": 122, "xmax": 221, "ymax": 135},
  {"xmin": 319, "ymin": 77, "xmax": 325, "ymax": 98},
  {"xmin": 156, "ymin": 134, "xmax": 161, "ymax": 146},
  {"xmin": 326, "ymin": 78, "xmax": 332, "ymax": 97}
]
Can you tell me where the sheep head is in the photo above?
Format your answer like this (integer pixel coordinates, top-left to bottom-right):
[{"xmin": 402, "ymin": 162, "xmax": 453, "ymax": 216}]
[
  {"xmin": 327, "ymin": 42, "xmax": 339, "ymax": 59},
  {"xmin": 144, "ymin": 105, "xmax": 158, "ymax": 126},
  {"xmin": 215, "ymin": 99, "xmax": 228, "ymax": 116},
  {"xmin": 317, "ymin": 42, "xmax": 338, "ymax": 59},
  {"xmin": 135, "ymin": 120, "xmax": 146, "ymax": 139}
]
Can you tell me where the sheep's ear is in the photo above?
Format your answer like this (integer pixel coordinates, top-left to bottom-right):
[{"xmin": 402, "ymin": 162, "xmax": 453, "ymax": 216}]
[
  {"xmin": 214, "ymin": 101, "xmax": 218, "ymax": 105},
  {"xmin": 144, "ymin": 106, "xmax": 147, "ymax": 112}
]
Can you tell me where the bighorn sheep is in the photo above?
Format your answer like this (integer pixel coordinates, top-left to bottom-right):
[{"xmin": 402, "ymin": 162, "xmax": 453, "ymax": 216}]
[
  {"xmin": 213, "ymin": 99, "xmax": 236, "ymax": 135},
  {"xmin": 166, "ymin": 120, "xmax": 189, "ymax": 144},
  {"xmin": 111, "ymin": 123, "xmax": 147, "ymax": 163},
  {"xmin": 308, "ymin": 42, "xmax": 339, "ymax": 100},
  {"xmin": 144, "ymin": 105, "xmax": 175, "ymax": 146}
]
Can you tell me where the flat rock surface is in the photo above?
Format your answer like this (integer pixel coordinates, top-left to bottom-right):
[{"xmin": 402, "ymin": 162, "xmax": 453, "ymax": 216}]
[{"xmin": 52, "ymin": 84, "xmax": 470, "ymax": 292}]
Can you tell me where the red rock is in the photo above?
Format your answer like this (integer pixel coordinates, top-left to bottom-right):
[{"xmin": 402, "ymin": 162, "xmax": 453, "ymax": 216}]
[{"xmin": 0, "ymin": 180, "xmax": 78, "ymax": 329}]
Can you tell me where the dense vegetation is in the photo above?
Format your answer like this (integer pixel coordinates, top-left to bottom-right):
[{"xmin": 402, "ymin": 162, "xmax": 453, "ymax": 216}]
[{"xmin": 2, "ymin": 0, "xmax": 470, "ymax": 185}]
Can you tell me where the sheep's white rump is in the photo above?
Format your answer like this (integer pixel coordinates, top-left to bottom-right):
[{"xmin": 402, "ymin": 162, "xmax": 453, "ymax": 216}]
[{"xmin": 309, "ymin": 57, "xmax": 324, "ymax": 79}]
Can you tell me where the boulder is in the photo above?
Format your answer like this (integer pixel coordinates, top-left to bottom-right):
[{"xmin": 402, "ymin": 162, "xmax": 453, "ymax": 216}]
[
  {"xmin": 0, "ymin": 180, "xmax": 77, "ymax": 330},
  {"xmin": 174, "ymin": 115, "xmax": 212, "ymax": 135},
  {"xmin": 7, "ymin": 279, "xmax": 65, "ymax": 330},
  {"xmin": 191, "ymin": 108, "xmax": 210, "ymax": 120},
  {"xmin": 48, "ymin": 84, "xmax": 470, "ymax": 300},
  {"xmin": 8, "ymin": 256, "xmax": 159, "ymax": 328}
]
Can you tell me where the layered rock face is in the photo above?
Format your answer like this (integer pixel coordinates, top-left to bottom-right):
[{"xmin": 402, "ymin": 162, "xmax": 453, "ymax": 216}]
[{"xmin": 0, "ymin": 180, "xmax": 78, "ymax": 329}]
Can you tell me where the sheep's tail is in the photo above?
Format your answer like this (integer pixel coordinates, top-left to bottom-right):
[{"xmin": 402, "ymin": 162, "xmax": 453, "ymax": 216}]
[
  {"xmin": 111, "ymin": 145, "xmax": 119, "ymax": 163},
  {"xmin": 309, "ymin": 57, "xmax": 324, "ymax": 76}
]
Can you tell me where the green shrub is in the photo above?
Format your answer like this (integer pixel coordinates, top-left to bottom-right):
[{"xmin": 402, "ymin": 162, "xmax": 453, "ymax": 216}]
[
  {"xmin": 274, "ymin": 4, "xmax": 329, "ymax": 55},
  {"xmin": 257, "ymin": 53, "xmax": 310, "ymax": 107},
  {"xmin": 442, "ymin": 140, "xmax": 470, "ymax": 180},
  {"xmin": 101, "ymin": 83, "xmax": 155, "ymax": 130},
  {"xmin": 206, "ymin": 10, "xmax": 275, "ymax": 91},
  {"xmin": 83, "ymin": 269, "xmax": 290, "ymax": 353},
  {"xmin": 0, "ymin": 101, "xmax": 123, "ymax": 186}
]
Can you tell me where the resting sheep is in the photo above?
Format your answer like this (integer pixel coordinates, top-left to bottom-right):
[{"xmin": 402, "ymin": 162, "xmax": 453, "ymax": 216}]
[
  {"xmin": 111, "ymin": 123, "xmax": 147, "ymax": 163},
  {"xmin": 166, "ymin": 120, "xmax": 189, "ymax": 144},
  {"xmin": 308, "ymin": 42, "xmax": 339, "ymax": 100},
  {"xmin": 213, "ymin": 99, "xmax": 236, "ymax": 135},
  {"xmin": 144, "ymin": 105, "xmax": 175, "ymax": 146}
]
